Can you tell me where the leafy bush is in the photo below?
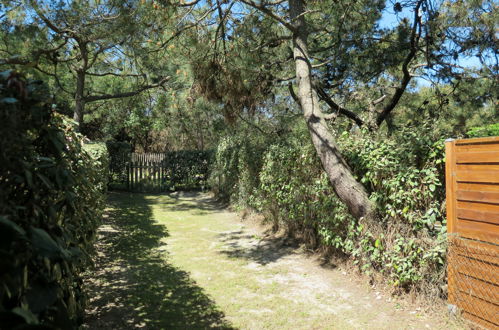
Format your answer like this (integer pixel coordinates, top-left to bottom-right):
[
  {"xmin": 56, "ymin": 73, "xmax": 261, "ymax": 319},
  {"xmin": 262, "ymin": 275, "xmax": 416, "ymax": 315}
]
[
  {"xmin": 210, "ymin": 122, "xmax": 448, "ymax": 295},
  {"xmin": 0, "ymin": 71, "xmax": 108, "ymax": 329},
  {"xmin": 466, "ymin": 123, "xmax": 499, "ymax": 138},
  {"xmin": 209, "ymin": 134, "xmax": 266, "ymax": 206},
  {"xmin": 83, "ymin": 142, "xmax": 109, "ymax": 194},
  {"xmin": 106, "ymin": 140, "xmax": 131, "ymax": 186},
  {"xmin": 163, "ymin": 150, "xmax": 213, "ymax": 190}
]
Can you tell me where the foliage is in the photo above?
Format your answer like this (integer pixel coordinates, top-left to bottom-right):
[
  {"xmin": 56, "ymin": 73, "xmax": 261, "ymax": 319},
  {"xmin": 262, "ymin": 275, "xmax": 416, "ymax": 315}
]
[
  {"xmin": 163, "ymin": 150, "xmax": 213, "ymax": 191},
  {"xmin": 209, "ymin": 132, "xmax": 267, "ymax": 206},
  {"xmin": 467, "ymin": 123, "xmax": 499, "ymax": 138},
  {"xmin": 106, "ymin": 140, "xmax": 132, "ymax": 186},
  {"xmin": 0, "ymin": 71, "xmax": 107, "ymax": 329},
  {"xmin": 210, "ymin": 122, "xmax": 448, "ymax": 294},
  {"xmin": 1, "ymin": 0, "xmax": 496, "ymax": 306},
  {"xmin": 82, "ymin": 142, "xmax": 110, "ymax": 194},
  {"xmin": 337, "ymin": 127, "xmax": 447, "ymax": 289}
]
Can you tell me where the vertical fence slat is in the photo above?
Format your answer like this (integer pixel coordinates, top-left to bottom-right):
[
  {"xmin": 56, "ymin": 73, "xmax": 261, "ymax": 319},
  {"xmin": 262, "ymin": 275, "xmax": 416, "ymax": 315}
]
[
  {"xmin": 135, "ymin": 159, "xmax": 139, "ymax": 192},
  {"xmin": 445, "ymin": 139, "xmax": 457, "ymax": 235},
  {"xmin": 445, "ymin": 138, "xmax": 457, "ymax": 307},
  {"xmin": 127, "ymin": 161, "xmax": 130, "ymax": 191},
  {"xmin": 126, "ymin": 153, "xmax": 173, "ymax": 193}
]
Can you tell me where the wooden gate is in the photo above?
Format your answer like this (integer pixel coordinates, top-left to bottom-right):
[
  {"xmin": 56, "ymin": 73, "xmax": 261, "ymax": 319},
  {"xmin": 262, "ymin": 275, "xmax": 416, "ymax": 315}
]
[
  {"xmin": 127, "ymin": 153, "xmax": 167, "ymax": 192},
  {"xmin": 445, "ymin": 136, "xmax": 499, "ymax": 329}
]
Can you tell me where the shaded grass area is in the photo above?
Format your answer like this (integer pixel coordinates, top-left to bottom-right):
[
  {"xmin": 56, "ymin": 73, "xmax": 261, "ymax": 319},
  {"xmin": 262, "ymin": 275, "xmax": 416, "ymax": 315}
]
[
  {"xmin": 84, "ymin": 192, "xmax": 460, "ymax": 330},
  {"xmin": 83, "ymin": 192, "xmax": 233, "ymax": 329},
  {"xmin": 217, "ymin": 230, "xmax": 300, "ymax": 266}
]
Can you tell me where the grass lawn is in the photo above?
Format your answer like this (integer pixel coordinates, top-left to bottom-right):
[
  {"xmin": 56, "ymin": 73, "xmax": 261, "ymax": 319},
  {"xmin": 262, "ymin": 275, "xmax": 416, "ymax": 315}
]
[{"xmin": 84, "ymin": 192, "xmax": 462, "ymax": 330}]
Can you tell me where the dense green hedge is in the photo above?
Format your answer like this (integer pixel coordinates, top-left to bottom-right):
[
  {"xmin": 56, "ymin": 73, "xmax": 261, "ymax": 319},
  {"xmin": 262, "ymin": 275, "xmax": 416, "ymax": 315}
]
[
  {"xmin": 210, "ymin": 123, "xmax": 447, "ymax": 295},
  {"xmin": 164, "ymin": 150, "xmax": 213, "ymax": 190},
  {"xmin": 466, "ymin": 123, "xmax": 499, "ymax": 137},
  {"xmin": 0, "ymin": 71, "xmax": 108, "ymax": 329},
  {"xmin": 106, "ymin": 141, "xmax": 131, "ymax": 187}
]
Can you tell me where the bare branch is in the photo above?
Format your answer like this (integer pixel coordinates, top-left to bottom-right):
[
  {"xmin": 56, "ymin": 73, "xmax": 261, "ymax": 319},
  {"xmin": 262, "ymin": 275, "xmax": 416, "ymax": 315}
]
[
  {"xmin": 84, "ymin": 76, "xmax": 170, "ymax": 103},
  {"xmin": 376, "ymin": 0, "xmax": 423, "ymax": 127},
  {"xmin": 178, "ymin": 0, "xmax": 203, "ymax": 7},
  {"xmin": 239, "ymin": 0, "xmax": 296, "ymax": 32},
  {"xmin": 86, "ymin": 71, "xmax": 145, "ymax": 78},
  {"xmin": 315, "ymin": 85, "xmax": 365, "ymax": 127},
  {"xmin": 371, "ymin": 94, "xmax": 386, "ymax": 106}
]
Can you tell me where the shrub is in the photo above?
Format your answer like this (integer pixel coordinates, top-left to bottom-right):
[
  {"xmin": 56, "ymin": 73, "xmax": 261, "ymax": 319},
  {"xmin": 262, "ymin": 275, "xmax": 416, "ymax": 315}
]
[
  {"xmin": 83, "ymin": 142, "xmax": 110, "ymax": 194},
  {"xmin": 211, "ymin": 121, "xmax": 448, "ymax": 295},
  {"xmin": 209, "ymin": 133, "xmax": 266, "ymax": 206},
  {"xmin": 163, "ymin": 150, "xmax": 213, "ymax": 190},
  {"xmin": 105, "ymin": 140, "xmax": 131, "ymax": 186},
  {"xmin": 0, "ymin": 71, "xmax": 108, "ymax": 329},
  {"xmin": 466, "ymin": 123, "xmax": 499, "ymax": 138}
]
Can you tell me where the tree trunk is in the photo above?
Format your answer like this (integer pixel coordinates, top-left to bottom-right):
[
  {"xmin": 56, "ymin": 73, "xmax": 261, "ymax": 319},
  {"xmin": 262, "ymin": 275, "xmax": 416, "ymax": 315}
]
[
  {"xmin": 73, "ymin": 41, "xmax": 89, "ymax": 130},
  {"xmin": 289, "ymin": 0, "xmax": 375, "ymax": 221},
  {"xmin": 74, "ymin": 69, "xmax": 85, "ymax": 129}
]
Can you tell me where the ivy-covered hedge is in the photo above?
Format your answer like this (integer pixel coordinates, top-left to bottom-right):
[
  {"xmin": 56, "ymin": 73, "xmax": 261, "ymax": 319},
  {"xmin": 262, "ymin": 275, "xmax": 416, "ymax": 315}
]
[
  {"xmin": 0, "ymin": 71, "xmax": 108, "ymax": 329},
  {"xmin": 210, "ymin": 123, "xmax": 447, "ymax": 295}
]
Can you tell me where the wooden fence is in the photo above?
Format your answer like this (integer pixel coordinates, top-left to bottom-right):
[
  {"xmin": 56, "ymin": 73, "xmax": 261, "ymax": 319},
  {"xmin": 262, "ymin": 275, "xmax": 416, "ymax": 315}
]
[
  {"xmin": 445, "ymin": 136, "xmax": 499, "ymax": 329},
  {"xmin": 125, "ymin": 151, "xmax": 211, "ymax": 192},
  {"xmin": 127, "ymin": 153, "xmax": 168, "ymax": 192}
]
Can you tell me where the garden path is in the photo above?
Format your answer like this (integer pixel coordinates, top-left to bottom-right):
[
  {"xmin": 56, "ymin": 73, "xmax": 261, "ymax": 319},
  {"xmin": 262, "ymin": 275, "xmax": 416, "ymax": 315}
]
[{"xmin": 83, "ymin": 192, "xmax": 462, "ymax": 329}]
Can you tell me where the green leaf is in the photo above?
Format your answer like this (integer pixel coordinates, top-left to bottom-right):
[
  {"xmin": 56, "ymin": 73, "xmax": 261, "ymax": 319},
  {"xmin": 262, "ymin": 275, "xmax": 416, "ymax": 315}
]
[
  {"xmin": 429, "ymin": 184, "xmax": 436, "ymax": 192},
  {"xmin": 25, "ymin": 170, "xmax": 33, "ymax": 188},
  {"xmin": 1, "ymin": 97, "xmax": 18, "ymax": 104},
  {"xmin": 26, "ymin": 283, "xmax": 60, "ymax": 314},
  {"xmin": 36, "ymin": 174, "xmax": 53, "ymax": 189},
  {"xmin": 0, "ymin": 216, "xmax": 26, "ymax": 236},
  {"xmin": 29, "ymin": 227, "xmax": 70, "ymax": 260},
  {"xmin": 11, "ymin": 307, "xmax": 39, "ymax": 325}
]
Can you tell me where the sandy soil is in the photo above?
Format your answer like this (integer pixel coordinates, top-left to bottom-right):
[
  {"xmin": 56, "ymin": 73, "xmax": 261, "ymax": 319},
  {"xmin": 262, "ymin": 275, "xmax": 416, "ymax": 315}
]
[{"xmin": 83, "ymin": 192, "xmax": 465, "ymax": 329}]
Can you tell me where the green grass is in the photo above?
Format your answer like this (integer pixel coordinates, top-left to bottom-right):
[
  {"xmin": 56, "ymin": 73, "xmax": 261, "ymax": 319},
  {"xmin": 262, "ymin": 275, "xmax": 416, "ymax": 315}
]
[
  {"xmin": 85, "ymin": 192, "xmax": 461, "ymax": 330},
  {"xmin": 84, "ymin": 192, "xmax": 234, "ymax": 329}
]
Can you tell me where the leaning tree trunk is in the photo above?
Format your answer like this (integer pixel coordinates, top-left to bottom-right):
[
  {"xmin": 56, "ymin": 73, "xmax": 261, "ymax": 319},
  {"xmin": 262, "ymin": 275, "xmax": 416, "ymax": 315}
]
[{"xmin": 289, "ymin": 0, "xmax": 375, "ymax": 222}]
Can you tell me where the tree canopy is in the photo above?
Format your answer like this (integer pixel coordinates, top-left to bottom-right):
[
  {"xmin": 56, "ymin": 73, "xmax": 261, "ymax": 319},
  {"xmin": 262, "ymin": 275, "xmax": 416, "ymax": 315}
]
[{"xmin": 1, "ymin": 0, "xmax": 497, "ymax": 211}]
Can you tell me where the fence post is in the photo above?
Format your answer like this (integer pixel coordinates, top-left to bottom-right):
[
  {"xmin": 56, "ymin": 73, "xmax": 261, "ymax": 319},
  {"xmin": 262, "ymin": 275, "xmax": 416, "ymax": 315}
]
[
  {"xmin": 445, "ymin": 138, "xmax": 457, "ymax": 308},
  {"xmin": 445, "ymin": 138, "xmax": 457, "ymax": 235}
]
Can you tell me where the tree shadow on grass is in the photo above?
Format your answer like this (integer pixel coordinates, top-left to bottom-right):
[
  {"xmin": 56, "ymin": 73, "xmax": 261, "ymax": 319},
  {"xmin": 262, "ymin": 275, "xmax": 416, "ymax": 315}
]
[
  {"xmin": 216, "ymin": 230, "xmax": 301, "ymax": 266},
  {"xmin": 160, "ymin": 191, "xmax": 228, "ymax": 213},
  {"xmin": 84, "ymin": 192, "xmax": 234, "ymax": 330}
]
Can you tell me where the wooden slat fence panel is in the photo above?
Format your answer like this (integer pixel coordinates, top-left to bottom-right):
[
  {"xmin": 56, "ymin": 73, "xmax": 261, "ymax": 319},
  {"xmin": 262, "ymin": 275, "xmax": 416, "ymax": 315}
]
[
  {"xmin": 127, "ymin": 153, "xmax": 168, "ymax": 192},
  {"xmin": 123, "ymin": 150, "xmax": 212, "ymax": 192},
  {"xmin": 445, "ymin": 136, "xmax": 499, "ymax": 329}
]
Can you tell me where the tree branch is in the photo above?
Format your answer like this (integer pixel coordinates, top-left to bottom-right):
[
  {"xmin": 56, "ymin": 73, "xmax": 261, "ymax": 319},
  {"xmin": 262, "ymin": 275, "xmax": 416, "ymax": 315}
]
[
  {"xmin": 84, "ymin": 76, "xmax": 170, "ymax": 102},
  {"xmin": 376, "ymin": 0, "xmax": 423, "ymax": 127},
  {"xmin": 315, "ymin": 85, "xmax": 365, "ymax": 127},
  {"xmin": 239, "ymin": 0, "xmax": 296, "ymax": 32},
  {"xmin": 288, "ymin": 82, "xmax": 299, "ymax": 104}
]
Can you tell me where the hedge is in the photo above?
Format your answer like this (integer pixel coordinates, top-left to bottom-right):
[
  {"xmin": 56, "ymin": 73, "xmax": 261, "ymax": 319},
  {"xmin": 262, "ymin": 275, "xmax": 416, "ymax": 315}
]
[
  {"xmin": 0, "ymin": 71, "xmax": 108, "ymax": 329},
  {"xmin": 210, "ymin": 124, "xmax": 447, "ymax": 296}
]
